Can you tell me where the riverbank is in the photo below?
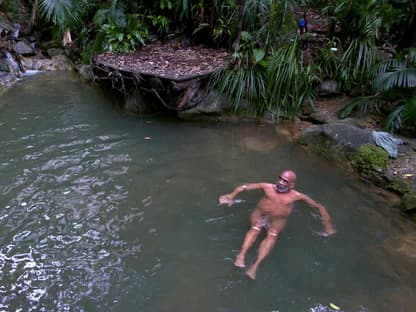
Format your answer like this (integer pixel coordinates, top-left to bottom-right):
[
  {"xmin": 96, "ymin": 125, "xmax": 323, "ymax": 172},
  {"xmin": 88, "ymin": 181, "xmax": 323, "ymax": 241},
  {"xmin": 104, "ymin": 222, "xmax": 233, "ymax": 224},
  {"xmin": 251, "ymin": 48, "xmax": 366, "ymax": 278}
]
[{"xmin": 298, "ymin": 98, "xmax": 416, "ymax": 212}]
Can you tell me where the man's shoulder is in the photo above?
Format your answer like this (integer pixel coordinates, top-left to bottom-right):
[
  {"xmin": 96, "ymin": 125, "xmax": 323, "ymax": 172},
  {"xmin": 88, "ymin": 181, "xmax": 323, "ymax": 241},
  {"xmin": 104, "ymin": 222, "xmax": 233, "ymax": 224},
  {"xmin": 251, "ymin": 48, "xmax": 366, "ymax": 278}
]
[{"xmin": 289, "ymin": 189, "xmax": 306, "ymax": 198}]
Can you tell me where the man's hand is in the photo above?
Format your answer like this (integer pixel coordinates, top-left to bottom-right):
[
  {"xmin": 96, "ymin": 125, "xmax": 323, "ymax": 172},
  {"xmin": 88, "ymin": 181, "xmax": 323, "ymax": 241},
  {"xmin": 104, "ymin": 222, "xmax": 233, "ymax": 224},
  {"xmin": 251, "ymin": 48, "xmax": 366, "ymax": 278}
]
[
  {"xmin": 324, "ymin": 226, "xmax": 336, "ymax": 236},
  {"xmin": 218, "ymin": 195, "xmax": 235, "ymax": 206}
]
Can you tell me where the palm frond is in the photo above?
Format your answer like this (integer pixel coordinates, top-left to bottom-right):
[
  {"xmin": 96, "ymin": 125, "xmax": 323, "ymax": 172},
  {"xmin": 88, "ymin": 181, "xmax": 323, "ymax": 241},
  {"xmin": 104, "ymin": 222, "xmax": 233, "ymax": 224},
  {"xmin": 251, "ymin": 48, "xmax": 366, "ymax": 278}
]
[
  {"xmin": 384, "ymin": 104, "xmax": 404, "ymax": 132},
  {"xmin": 266, "ymin": 38, "xmax": 318, "ymax": 119},
  {"xmin": 406, "ymin": 47, "xmax": 416, "ymax": 64},
  {"xmin": 38, "ymin": 0, "xmax": 85, "ymax": 29},
  {"xmin": 338, "ymin": 95, "xmax": 379, "ymax": 119},
  {"xmin": 210, "ymin": 61, "xmax": 267, "ymax": 114},
  {"xmin": 374, "ymin": 66, "xmax": 416, "ymax": 91},
  {"xmin": 383, "ymin": 97, "xmax": 416, "ymax": 133},
  {"xmin": 373, "ymin": 48, "xmax": 416, "ymax": 92},
  {"xmin": 337, "ymin": 15, "xmax": 381, "ymax": 91},
  {"xmin": 403, "ymin": 96, "xmax": 416, "ymax": 127}
]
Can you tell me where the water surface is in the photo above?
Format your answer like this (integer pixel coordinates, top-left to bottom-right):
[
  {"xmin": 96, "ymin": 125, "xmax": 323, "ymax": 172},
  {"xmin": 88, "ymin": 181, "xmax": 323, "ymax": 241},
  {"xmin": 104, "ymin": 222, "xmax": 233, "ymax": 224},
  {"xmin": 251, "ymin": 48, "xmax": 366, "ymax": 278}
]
[{"xmin": 0, "ymin": 72, "xmax": 415, "ymax": 312}]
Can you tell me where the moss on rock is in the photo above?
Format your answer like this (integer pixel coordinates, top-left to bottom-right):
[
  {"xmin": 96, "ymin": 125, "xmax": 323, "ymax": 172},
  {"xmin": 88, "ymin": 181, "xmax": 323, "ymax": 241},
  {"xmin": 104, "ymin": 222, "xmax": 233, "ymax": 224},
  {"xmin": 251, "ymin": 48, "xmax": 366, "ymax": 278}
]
[
  {"xmin": 351, "ymin": 144, "xmax": 388, "ymax": 173},
  {"xmin": 401, "ymin": 192, "xmax": 416, "ymax": 212}
]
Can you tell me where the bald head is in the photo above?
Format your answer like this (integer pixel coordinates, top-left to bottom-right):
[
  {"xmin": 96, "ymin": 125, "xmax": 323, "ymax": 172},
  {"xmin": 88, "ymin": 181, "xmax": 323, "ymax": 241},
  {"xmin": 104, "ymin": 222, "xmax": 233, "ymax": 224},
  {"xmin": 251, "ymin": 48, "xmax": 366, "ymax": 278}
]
[
  {"xmin": 280, "ymin": 170, "xmax": 296, "ymax": 183},
  {"xmin": 274, "ymin": 170, "xmax": 296, "ymax": 193}
]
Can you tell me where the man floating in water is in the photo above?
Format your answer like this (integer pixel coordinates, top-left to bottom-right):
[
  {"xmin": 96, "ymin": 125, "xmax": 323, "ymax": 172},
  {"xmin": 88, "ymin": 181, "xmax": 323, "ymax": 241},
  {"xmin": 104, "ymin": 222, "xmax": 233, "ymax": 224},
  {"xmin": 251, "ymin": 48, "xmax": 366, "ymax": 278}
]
[{"xmin": 219, "ymin": 170, "xmax": 336, "ymax": 280}]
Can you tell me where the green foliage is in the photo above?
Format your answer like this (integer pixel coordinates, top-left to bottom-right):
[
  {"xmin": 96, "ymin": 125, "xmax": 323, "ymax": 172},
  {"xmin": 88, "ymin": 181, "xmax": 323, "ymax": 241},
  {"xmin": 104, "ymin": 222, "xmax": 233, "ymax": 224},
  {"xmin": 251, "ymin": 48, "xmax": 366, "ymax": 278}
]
[
  {"xmin": 385, "ymin": 96, "xmax": 416, "ymax": 134},
  {"xmin": 160, "ymin": 0, "xmax": 173, "ymax": 11},
  {"xmin": 373, "ymin": 51, "xmax": 416, "ymax": 92},
  {"xmin": 193, "ymin": 1, "xmax": 238, "ymax": 48},
  {"xmin": 100, "ymin": 14, "xmax": 148, "ymax": 53},
  {"xmin": 149, "ymin": 15, "xmax": 170, "ymax": 40},
  {"xmin": 330, "ymin": 0, "xmax": 381, "ymax": 39},
  {"xmin": 38, "ymin": 0, "xmax": 88, "ymax": 31},
  {"xmin": 266, "ymin": 38, "xmax": 318, "ymax": 119},
  {"xmin": 337, "ymin": 95, "xmax": 380, "ymax": 119},
  {"xmin": 177, "ymin": 0, "xmax": 191, "ymax": 20},
  {"xmin": 337, "ymin": 16, "xmax": 381, "ymax": 91},
  {"xmin": 246, "ymin": 0, "xmax": 296, "ymax": 52},
  {"xmin": 340, "ymin": 48, "xmax": 416, "ymax": 134},
  {"xmin": 210, "ymin": 32, "xmax": 267, "ymax": 114},
  {"xmin": 79, "ymin": 28, "xmax": 105, "ymax": 64},
  {"xmin": 377, "ymin": 1, "xmax": 406, "ymax": 35},
  {"xmin": 351, "ymin": 144, "xmax": 388, "ymax": 173},
  {"xmin": 0, "ymin": 0, "xmax": 20, "ymax": 20},
  {"xmin": 212, "ymin": 35, "xmax": 318, "ymax": 119},
  {"xmin": 93, "ymin": 1, "xmax": 126, "ymax": 28},
  {"xmin": 315, "ymin": 38, "xmax": 341, "ymax": 80},
  {"xmin": 212, "ymin": 63, "xmax": 267, "ymax": 114}
]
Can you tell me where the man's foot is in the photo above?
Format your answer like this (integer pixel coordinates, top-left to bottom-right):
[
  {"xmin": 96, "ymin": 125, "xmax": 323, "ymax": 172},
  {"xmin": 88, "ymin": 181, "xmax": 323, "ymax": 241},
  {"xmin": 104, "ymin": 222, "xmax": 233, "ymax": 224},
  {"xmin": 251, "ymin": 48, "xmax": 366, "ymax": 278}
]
[
  {"xmin": 234, "ymin": 255, "xmax": 245, "ymax": 268},
  {"xmin": 246, "ymin": 265, "xmax": 257, "ymax": 280}
]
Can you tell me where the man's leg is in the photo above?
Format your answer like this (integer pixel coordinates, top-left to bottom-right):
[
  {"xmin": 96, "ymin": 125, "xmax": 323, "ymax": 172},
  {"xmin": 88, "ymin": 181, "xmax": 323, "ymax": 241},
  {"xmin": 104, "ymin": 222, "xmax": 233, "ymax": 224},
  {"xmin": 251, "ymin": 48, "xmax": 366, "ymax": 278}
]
[
  {"xmin": 234, "ymin": 226, "xmax": 261, "ymax": 268},
  {"xmin": 246, "ymin": 230, "xmax": 278, "ymax": 279},
  {"xmin": 234, "ymin": 210, "xmax": 262, "ymax": 268}
]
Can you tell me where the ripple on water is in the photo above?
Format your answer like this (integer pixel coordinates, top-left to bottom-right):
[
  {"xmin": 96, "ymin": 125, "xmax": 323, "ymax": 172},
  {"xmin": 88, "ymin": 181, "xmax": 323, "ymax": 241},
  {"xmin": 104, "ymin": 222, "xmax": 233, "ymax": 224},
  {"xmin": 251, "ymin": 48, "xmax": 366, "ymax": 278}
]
[{"xmin": 12, "ymin": 231, "xmax": 32, "ymax": 242}]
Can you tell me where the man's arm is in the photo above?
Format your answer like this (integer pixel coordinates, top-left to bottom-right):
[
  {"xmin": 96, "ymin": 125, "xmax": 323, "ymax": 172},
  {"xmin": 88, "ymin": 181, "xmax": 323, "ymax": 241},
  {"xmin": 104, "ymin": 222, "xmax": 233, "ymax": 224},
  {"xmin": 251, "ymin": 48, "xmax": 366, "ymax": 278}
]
[
  {"xmin": 219, "ymin": 183, "xmax": 267, "ymax": 206},
  {"xmin": 299, "ymin": 193, "xmax": 336, "ymax": 235}
]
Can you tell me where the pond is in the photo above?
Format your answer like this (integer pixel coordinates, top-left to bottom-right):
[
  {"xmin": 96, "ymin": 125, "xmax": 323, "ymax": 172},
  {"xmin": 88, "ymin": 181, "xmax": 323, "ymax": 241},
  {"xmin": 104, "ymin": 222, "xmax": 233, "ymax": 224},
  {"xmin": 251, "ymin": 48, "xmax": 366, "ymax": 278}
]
[{"xmin": 0, "ymin": 71, "xmax": 415, "ymax": 312}]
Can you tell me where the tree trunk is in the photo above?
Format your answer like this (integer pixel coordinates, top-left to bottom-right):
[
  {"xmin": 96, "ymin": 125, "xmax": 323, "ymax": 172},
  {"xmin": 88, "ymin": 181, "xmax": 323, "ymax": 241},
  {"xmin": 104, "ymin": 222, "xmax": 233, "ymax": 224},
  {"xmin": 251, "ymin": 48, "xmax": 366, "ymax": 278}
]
[
  {"xmin": 29, "ymin": 0, "xmax": 38, "ymax": 31},
  {"xmin": 63, "ymin": 28, "xmax": 72, "ymax": 47},
  {"xmin": 326, "ymin": 1, "xmax": 336, "ymax": 39},
  {"xmin": 327, "ymin": 16, "xmax": 335, "ymax": 39}
]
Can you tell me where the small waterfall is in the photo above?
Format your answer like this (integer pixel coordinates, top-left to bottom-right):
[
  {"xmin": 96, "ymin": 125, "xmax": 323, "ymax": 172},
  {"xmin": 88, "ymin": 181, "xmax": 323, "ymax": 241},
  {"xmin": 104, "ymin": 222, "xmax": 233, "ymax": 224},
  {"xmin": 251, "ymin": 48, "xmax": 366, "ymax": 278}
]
[
  {"xmin": 5, "ymin": 51, "xmax": 21, "ymax": 77},
  {"xmin": 12, "ymin": 24, "xmax": 20, "ymax": 39}
]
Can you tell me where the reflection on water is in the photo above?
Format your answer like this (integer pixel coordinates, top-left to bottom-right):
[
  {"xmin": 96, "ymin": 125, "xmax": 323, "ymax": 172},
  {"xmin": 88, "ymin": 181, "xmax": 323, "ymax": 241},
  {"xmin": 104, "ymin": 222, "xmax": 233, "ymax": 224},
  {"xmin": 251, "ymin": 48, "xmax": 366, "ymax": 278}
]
[{"xmin": 0, "ymin": 72, "xmax": 415, "ymax": 312}]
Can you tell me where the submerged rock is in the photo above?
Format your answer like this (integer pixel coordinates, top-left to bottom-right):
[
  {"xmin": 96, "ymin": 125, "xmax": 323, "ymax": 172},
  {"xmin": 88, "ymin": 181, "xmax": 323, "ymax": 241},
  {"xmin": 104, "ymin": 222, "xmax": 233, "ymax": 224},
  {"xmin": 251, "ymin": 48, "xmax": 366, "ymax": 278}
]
[{"xmin": 239, "ymin": 136, "xmax": 278, "ymax": 152}]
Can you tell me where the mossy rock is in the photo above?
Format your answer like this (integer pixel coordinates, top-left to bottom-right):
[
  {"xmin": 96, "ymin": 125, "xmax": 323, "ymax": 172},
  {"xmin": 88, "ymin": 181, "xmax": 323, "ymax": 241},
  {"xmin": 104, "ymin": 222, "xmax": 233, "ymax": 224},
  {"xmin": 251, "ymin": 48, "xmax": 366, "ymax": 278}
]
[
  {"xmin": 387, "ymin": 178, "xmax": 413, "ymax": 194},
  {"xmin": 401, "ymin": 192, "xmax": 416, "ymax": 212},
  {"xmin": 351, "ymin": 144, "xmax": 388, "ymax": 173}
]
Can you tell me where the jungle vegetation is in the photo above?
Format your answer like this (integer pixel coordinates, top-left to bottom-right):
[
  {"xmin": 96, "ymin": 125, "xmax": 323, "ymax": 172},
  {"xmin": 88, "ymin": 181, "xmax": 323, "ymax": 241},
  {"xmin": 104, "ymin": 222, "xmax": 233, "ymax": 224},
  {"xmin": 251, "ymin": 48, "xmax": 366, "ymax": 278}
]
[{"xmin": 1, "ymin": 0, "xmax": 415, "ymax": 134}]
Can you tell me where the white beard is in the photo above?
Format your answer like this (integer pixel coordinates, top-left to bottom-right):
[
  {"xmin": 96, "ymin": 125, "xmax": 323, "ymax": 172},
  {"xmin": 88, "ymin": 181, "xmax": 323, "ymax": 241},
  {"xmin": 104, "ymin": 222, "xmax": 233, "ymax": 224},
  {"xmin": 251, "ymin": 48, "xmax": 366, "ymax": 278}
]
[{"xmin": 274, "ymin": 183, "xmax": 290, "ymax": 193}]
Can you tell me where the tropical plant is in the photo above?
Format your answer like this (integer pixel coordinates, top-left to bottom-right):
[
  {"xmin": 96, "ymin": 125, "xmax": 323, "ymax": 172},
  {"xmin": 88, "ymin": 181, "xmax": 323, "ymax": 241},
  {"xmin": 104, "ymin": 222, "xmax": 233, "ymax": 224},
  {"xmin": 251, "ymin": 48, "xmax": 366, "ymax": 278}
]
[
  {"xmin": 384, "ymin": 96, "xmax": 416, "ymax": 133},
  {"xmin": 266, "ymin": 37, "xmax": 318, "ymax": 119},
  {"xmin": 38, "ymin": 0, "xmax": 87, "ymax": 30},
  {"xmin": 0, "ymin": 0, "xmax": 21, "ymax": 20},
  {"xmin": 175, "ymin": 0, "xmax": 191, "ymax": 20},
  {"xmin": 93, "ymin": 0, "xmax": 126, "ymax": 28},
  {"xmin": 373, "ymin": 49, "xmax": 416, "ymax": 92},
  {"xmin": 78, "ymin": 25, "xmax": 105, "ymax": 63},
  {"xmin": 319, "ymin": 0, "xmax": 344, "ymax": 39},
  {"xmin": 233, "ymin": 0, "xmax": 297, "ymax": 54},
  {"xmin": 337, "ymin": 15, "xmax": 381, "ymax": 92},
  {"xmin": 149, "ymin": 15, "xmax": 170, "ymax": 41},
  {"xmin": 192, "ymin": 0, "xmax": 238, "ymax": 48},
  {"xmin": 375, "ymin": 48, "xmax": 416, "ymax": 132},
  {"xmin": 100, "ymin": 14, "xmax": 148, "ymax": 53},
  {"xmin": 339, "ymin": 48, "xmax": 416, "ymax": 134},
  {"xmin": 210, "ymin": 30, "xmax": 267, "ymax": 114},
  {"xmin": 314, "ymin": 37, "xmax": 341, "ymax": 80},
  {"xmin": 31, "ymin": 0, "xmax": 89, "ymax": 46}
]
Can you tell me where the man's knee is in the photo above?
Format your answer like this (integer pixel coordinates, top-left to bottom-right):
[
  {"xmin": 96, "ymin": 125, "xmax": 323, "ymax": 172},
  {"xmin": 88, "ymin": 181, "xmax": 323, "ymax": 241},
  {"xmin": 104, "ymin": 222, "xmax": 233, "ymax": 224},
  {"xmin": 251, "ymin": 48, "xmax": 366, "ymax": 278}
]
[
  {"xmin": 251, "ymin": 225, "xmax": 262, "ymax": 232},
  {"xmin": 267, "ymin": 230, "xmax": 278, "ymax": 238}
]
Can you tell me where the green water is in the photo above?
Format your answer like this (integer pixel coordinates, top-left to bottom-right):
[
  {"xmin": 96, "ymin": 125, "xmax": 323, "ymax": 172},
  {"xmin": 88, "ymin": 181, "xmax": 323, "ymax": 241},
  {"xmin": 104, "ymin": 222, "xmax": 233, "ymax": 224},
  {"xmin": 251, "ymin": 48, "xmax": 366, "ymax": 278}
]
[{"xmin": 0, "ymin": 71, "xmax": 415, "ymax": 312}]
